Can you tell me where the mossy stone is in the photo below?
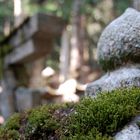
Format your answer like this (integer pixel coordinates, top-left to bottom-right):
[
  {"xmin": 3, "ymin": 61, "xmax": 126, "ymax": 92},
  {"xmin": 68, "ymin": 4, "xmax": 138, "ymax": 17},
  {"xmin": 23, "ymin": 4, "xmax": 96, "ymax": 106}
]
[
  {"xmin": 97, "ymin": 8, "xmax": 140, "ymax": 71},
  {"xmin": 0, "ymin": 88, "xmax": 140, "ymax": 139}
]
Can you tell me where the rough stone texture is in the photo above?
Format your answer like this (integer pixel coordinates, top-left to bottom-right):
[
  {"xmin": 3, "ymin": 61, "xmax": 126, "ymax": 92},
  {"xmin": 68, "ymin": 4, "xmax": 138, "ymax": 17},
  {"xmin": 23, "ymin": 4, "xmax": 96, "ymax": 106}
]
[
  {"xmin": 85, "ymin": 66, "xmax": 140, "ymax": 97},
  {"xmin": 4, "ymin": 13, "xmax": 65, "ymax": 66},
  {"xmin": 15, "ymin": 87, "xmax": 41, "ymax": 112},
  {"xmin": 115, "ymin": 116, "xmax": 140, "ymax": 140},
  {"xmin": 97, "ymin": 8, "xmax": 140, "ymax": 71},
  {"xmin": 86, "ymin": 8, "xmax": 140, "ymax": 97},
  {"xmin": 0, "ymin": 70, "xmax": 17, "ymax": 119},
  {"xmin": 85, "ymin": 8, "xmax": 140, "ymax": 139}
]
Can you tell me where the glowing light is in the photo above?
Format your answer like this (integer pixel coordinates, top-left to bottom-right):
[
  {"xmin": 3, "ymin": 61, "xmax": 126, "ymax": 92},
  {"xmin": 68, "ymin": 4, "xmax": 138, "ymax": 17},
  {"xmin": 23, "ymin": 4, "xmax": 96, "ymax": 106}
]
[
  {"xmin": 14, "ymin": 0, "xmax": 22, "ymax": 17},
  {"xmin": 41, "ymin": 67, "xmax": 55, "ymax": 77},
  {"xmin": 0, "ymin": 86, "xmax": 3, "ymax": 93},
  {"xmin": 57, "ymin": 79, "xmax": 77, "ymax": 95},
  {"xmin": 57, "ymin": 79, "xmax": 79, "ymax": 102},
  {"xmin": 62, "ymin": 93, "xmax": 79, "ymax": 103}
]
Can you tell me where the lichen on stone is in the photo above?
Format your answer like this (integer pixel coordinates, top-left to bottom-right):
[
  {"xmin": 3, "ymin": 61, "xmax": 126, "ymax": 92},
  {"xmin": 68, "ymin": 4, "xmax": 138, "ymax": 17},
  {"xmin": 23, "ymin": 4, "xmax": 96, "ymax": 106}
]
[{"xmin": 97, "ymin": 8, "xmax": 140, "ymax": 71}]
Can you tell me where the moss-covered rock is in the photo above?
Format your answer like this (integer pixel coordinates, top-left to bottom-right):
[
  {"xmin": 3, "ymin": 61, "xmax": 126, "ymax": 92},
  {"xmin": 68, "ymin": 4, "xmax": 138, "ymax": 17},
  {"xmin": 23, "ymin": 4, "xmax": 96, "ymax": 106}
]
[
  {"xmin": 97, "ymin": 8, "xmax": 140, "ymax": 71},
  {"xmin": 0, "ymin": 87, "xmax": 140, "ymax": 140}
]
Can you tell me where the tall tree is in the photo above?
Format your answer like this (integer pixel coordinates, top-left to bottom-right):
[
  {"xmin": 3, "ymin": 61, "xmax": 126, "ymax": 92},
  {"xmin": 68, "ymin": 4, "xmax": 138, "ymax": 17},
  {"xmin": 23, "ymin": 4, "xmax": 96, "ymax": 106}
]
[
  {"xmin": 59, "ymin": 28, "xmax": 70, "ymax": 82},
  {"xmin": 70, "ymin": 0, "xmax": 84, "ymax": 79}
]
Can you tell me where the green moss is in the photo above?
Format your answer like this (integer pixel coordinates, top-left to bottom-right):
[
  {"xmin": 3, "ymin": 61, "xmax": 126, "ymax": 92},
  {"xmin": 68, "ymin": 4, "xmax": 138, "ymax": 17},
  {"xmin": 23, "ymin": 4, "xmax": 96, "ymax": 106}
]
[
  {"xmin": 0, "ymin": 44, "xmax": 13, "ymax": 79},
  {"xmin": 99, "ymin": 58, "xmax": 115, "ymax": 71},
  {"xmin": 25, "ymin": 104, "xmax": 60, "ymax": 138},
  {"xmin": 0, "ymin": 87, "xmax": 140, "ymax": 139},
  {"xmin": 0, "ymin": 129, "xmax": 20, "ymax": 140},
  {"xmin": 99, "ymin": 52, "xmax": 140, "ymax": 71},
  {"xmin": 0, "ymin": 113, "xmax": 20, "ymax": 140},
  {"xmin": 5, "ymin": 113, "xmax": 20, "ymax": 130},
  {"xmin": 60, "ymin": 88, "xmax": 140, "ymax": 139}
]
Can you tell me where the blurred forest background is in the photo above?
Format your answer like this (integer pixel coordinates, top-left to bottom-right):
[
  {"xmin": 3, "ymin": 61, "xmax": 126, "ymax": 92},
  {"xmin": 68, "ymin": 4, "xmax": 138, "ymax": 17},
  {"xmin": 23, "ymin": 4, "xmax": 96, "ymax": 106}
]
[
  {"xmin": 0, "ymin": 0, "xmax": 132, "ymax": 82},
  {"xmin": 0, "ymin": 0, "xmax": 138, "ymax": 120}
]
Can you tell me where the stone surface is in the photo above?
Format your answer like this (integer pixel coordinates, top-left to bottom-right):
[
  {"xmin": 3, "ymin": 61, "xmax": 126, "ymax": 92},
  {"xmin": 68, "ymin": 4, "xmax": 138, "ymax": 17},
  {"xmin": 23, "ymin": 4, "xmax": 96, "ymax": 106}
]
[
  {"xmin": 85, "ymin": 66, "xmax": 140, "ymax": 97},
  {"xmin": 15, "ymin": 87, "xmax": 41, "ymax": 112},
  {"xmin": 115, "ymin": 116, "xmax": 140, "ymax": 140},
  {"xmin": 97, "ymin": 8, "xmax": 140, "ymax": 71},
  {"xmin": 6, "ymin": 13, "xmax": 65, "ymax": 47},
  {"xmin": 86, "ymin": 8, "xmax": 140, "ymax": 97},
  {"xmin": 3, "ymin": 13, "xmax": 65, "ymax": 65},
  {"xmin": 85, "ymin": 8, "xmax": 140, "ymax": 139},
  {"xmin": 0, "ymin": 70, "xmax": 17, "ymax": 119}
]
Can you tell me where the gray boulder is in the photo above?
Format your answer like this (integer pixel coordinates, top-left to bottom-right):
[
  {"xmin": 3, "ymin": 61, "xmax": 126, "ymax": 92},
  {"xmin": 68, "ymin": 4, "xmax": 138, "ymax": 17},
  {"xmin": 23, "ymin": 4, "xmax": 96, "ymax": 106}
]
[
  {"xmin": 97, "ymin": 8, "xmax": 140, "ymax": 71},
  {"xmin": 85, "ymin": 66, "xmax": 140, "ymax": 97},
  {"xmin": 114, "ymin": 116, "xmax": 140, "ymax": 140}
]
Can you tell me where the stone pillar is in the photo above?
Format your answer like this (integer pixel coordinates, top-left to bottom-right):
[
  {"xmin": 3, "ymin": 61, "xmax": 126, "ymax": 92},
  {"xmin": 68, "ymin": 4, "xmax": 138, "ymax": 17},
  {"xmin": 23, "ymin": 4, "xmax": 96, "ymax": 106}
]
[
  {"xmin": 0, "ymin": 69, "xmax": 16, "ymax": 119},
  {"xmin": 15, "ymin": 87, "xmax": 41, "ymax": 112},
  {"xmin": 29, "ymin": 58, "xmax": 45, "ymax": 88}
]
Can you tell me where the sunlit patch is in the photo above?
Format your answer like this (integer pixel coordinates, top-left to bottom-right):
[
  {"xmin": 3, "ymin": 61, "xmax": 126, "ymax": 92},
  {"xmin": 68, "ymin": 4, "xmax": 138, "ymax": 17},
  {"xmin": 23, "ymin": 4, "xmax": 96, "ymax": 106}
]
[
  {"xmin": 67, "ymin": 25, "xmax": 72, "ymax": 31},
  {"xmin": 56, "ymin": 79, "xmax": 79, "ymax": 102},
  {"xmin": 0, "ymin": 86, "xmax": 3, "ymax": 94},
  {"xmin": 41, "ymin": 66, "xmax": 55, "ymax": 77},
  {"xmin": 14, "ymin": 0, "xmax": 22, "ymax": 17},
  {"xmin": 62, "ymin": 93, "xmax": 79, "ymax": 103}
]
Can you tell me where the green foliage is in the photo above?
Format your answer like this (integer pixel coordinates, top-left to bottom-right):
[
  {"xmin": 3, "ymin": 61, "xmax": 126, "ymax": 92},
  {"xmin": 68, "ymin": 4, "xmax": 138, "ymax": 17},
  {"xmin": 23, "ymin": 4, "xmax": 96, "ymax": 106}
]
[
  {"xmin": 0, "ymin": 44, "xmax": 13, "ymax": 79},
  {"xmin": 113, "ymin": 0, "xmax": 132, "ymax": 16},
  {"xmin": 0, "ymin": 0, "xmax": 14, "ymax": 36},
  {"xmin": 0, "ymin": 87, "xmax": 140, "ymax": 139},
  {"xmin": 0, "ymin": 1, "xmax": 13, "ymax": 17},
  {"xmin": 26, "ymin": 0, "xmax": 73, "ymax": 21}
]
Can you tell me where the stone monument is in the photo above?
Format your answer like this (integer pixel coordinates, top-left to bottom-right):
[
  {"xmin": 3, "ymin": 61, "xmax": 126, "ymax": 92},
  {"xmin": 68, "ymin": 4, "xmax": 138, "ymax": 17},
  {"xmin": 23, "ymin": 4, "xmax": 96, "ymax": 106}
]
[
  {"xmin": 85, "ymin": 8, "xmax": 140, "ymax": 97},
  {"xmin": 0, "ymin": 13, "xmax": 65, "ymax": 119},
  {"xmin": 85, "ymin": 8, "xmax": 140, "ymax": 140}
]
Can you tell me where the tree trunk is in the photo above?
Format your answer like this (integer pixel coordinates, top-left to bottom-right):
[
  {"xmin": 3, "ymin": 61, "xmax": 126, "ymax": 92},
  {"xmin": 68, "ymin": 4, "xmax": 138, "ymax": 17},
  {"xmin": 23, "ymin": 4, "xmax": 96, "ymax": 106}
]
[
  {"xmin": 133, "ymin": 0, "xmax": 140, "ymax": 11},
  {"xmin": 70, "ymin": 0, "xmax": 83, "ymax": 79},
  {"xmin": 59, "ymin": 28, "xmax": 70, "ymax": 82}
]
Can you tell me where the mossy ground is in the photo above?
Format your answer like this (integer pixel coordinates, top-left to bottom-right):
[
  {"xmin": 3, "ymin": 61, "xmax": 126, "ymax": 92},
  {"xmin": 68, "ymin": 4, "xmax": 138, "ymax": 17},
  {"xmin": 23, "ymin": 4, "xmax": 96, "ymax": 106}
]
[{"xmin": 0, "ymin": 87, "xmax": 140, "ymax": 140}]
